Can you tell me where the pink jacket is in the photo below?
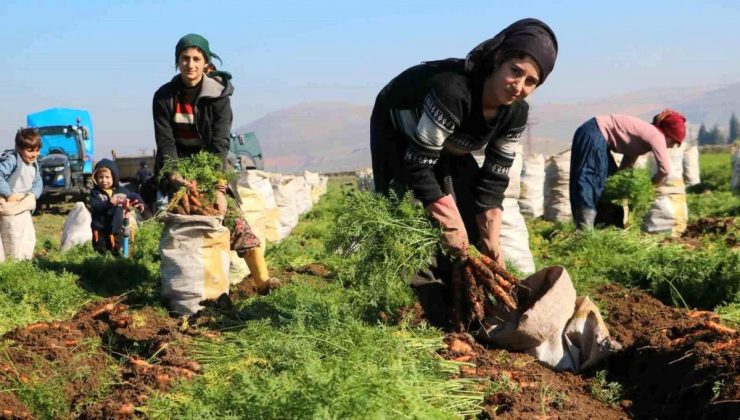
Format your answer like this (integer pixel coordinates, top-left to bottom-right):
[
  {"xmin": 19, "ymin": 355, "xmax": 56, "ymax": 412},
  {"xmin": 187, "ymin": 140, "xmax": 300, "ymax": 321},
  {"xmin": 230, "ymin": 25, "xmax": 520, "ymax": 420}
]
[{"xmin": 595, "ymin": 114, "xmax": 670, "ymax": 177}]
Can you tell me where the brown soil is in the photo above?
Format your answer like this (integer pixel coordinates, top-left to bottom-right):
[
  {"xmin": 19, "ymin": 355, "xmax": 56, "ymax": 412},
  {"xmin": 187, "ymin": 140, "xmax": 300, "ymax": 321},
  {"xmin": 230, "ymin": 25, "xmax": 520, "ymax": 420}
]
[
  {"xmin": 294, "ymin": 262, "xmax": 332, "ymax": 278},
  {"xmin": 0, "ymin": 298, "xmax": 204, "ymax": 419},
  {"xmin": 3, "ymin": 269, "xmax": 737, "ymax": 418},
  {"xmin": 682, "ymin": 217, "xmax": 739, "ymax": 248},
  {"xmin": 433, "ymin": 284, "xmax": 740, "ymax": 419},
  {"xmin": 0, "ymin": 393, "xmax": 31, "ymax": 419}
]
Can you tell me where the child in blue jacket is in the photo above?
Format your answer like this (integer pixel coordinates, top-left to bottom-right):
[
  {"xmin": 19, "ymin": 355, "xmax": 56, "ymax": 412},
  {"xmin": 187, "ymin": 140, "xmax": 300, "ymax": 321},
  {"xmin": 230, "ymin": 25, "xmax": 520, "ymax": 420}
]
[
  {"xmin": 0, "ymin": 128, "xmax": 43, "ymax": 203},
  {"xmin": 89, "ymin": 159, "xmax": 143, "ymax": 254}
]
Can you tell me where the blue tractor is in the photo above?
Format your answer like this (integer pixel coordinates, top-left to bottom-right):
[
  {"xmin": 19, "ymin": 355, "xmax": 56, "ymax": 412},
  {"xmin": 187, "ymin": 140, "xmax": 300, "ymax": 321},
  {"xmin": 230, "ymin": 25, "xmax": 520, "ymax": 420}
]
[
  {"xmin": 229, "ymin": 132, "xmax": 264, "ymax": 170},
  {"xmin": 26, "ymin": 108, "xmax": 94, "ymax": 204}
]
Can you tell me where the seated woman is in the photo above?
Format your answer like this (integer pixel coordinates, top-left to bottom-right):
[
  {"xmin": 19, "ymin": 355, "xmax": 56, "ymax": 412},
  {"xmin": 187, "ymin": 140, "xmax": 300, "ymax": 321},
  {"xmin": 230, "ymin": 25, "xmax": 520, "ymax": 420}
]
[{"xmin": 152, "ymin": 33, "xmax": 278, "ymax": 293}]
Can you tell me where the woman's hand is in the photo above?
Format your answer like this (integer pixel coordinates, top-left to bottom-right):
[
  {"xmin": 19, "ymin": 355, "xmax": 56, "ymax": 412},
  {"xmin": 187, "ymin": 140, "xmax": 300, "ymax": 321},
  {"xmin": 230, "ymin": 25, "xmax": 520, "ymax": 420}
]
[
  {"xmin": 217, "ymin": 178, "xmax": 227, "ymax": 194},
  {"xmin": 214, "ymin": 190, "xmax": 227, "ymax": 216},
  {"xmin": 488, "ymin": 241, "xmax": 506, "ymax": 270},
  {"xmin": 425, "ymin": 195, "xmax": 469, "ymax": 258},
  {"xmin": 476, "ymin": 208, "xmax": 506, "ymax": 269}
]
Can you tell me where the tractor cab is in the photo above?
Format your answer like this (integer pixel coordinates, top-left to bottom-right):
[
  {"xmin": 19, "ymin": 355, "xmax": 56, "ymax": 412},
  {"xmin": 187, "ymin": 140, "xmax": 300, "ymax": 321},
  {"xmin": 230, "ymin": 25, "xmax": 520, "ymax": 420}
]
[
  {"xmin": 27, "ymin": 108, "xmax": 94, "ymax": 202},
  {"xmin": 229, "ymin": 132, "xmax": 264, "ymax": 171}
]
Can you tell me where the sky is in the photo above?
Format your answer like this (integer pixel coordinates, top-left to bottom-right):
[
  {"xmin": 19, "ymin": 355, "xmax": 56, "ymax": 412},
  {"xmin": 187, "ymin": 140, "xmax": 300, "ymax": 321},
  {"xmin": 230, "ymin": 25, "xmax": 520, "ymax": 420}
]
[{"xmin": 1, "ymin": 0, "xmax": 739, "ymax": 158}]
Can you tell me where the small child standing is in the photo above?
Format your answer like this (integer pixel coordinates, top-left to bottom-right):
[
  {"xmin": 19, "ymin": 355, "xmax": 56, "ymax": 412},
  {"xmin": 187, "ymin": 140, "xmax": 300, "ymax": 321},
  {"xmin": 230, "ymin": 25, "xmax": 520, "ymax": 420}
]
[
  {"xmin": 0, "ymin": 128, "xmax": 43, "ymax": 261},
  {"xmin": 89, "ymin": 159, "xmax": 144, "ymax": 255}
]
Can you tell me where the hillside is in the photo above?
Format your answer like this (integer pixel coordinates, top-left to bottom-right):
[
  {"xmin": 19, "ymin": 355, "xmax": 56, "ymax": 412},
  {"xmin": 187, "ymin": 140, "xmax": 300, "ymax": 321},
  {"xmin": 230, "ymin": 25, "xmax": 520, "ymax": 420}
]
[{"xmin": 236, "ymin": 83, "xmax": 740, "ymax": 173}]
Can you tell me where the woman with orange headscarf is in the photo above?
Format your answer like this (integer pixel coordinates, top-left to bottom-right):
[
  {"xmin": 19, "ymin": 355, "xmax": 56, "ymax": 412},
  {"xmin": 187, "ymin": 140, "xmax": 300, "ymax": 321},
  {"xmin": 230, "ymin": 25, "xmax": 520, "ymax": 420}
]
[{"xmin": 569, "ymin": 109, "xmax": 687, "ymax": 229}]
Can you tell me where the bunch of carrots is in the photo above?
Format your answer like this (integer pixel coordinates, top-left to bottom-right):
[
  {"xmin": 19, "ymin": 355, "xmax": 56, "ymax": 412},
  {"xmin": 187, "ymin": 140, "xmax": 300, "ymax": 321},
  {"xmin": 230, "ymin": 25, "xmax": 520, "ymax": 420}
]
[
  {"xmin": 451, "ymin": 246, "xmax": 520, "ymax": 331},
  {"xmin": 164, "ymin": 174, "xmax": 227, "ymax": 217}
]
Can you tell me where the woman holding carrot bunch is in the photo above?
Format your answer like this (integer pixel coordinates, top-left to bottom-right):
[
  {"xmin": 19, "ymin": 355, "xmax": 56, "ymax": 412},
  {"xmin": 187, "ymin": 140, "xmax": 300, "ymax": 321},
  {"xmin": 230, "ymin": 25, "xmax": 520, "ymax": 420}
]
[
  {"xmin": 370, "ymin": 18, "xmax": 558, "ymax": 325},
  {"xmin": 152, "ymin": 33, "xmax": 278, "ymax": 294}
]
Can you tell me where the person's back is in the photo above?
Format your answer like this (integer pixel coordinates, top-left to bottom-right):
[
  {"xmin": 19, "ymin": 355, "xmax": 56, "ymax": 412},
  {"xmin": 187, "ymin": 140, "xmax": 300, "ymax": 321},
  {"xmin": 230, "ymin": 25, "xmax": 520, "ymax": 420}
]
[{"xmin": 135, "ymin": 163, "xmax": 152, "ymax": 188}]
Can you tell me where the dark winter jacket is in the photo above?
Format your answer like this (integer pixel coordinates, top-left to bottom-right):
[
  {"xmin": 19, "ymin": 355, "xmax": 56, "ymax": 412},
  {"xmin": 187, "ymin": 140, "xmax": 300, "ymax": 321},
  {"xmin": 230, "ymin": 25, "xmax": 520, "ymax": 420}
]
[
  {"xmin": 152, "ymin": 74, "xmax": 234, "ymax": 176},
  {"xmin": 372, "ymin": 60, "xmax": 528, "ymax": 212},
  {"xmin": 89, "ymin": 159, "xmax": 142, "ymax": 233}
]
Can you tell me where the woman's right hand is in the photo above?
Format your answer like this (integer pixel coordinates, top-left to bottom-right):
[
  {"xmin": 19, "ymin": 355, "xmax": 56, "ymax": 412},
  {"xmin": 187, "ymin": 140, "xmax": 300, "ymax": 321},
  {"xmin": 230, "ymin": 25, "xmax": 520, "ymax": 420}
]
[{"xmin": 425, "ymin": 195, "xmax": 469, "ymax": 258}]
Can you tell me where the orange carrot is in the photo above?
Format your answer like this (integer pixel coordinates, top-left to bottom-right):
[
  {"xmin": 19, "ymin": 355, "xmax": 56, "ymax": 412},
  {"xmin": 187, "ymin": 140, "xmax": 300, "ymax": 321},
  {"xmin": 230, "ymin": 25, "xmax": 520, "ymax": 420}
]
[
  {"xmin": 468, "ymin": 256, "xmax": 495, "ymax": 284},
  {"xmin": 705, "ymin": 321, "xmax": 737, "ymax": 335},
  {"xmin": 129, "ymin": 357, "xmax": 154, "ymax": 371},
  {"xmin": 709, "ymin": 338, "xmax": 739, "ymax": 352},
  {"xmin": 480, "ymin": 253, "xmax": 519, "ymax": 284},
  {"xmin": 687, "ymin": 310, "xmax": 719, "ymax": 320},
  {"xmin": 90, "ymin": 303, "xmax": 116, "ymax": 318},
  {"xmin": 117, "ymin": 403, "xmax": 135, "ymax": 416},
  {"xmin": 189, "ymin": 193, "xmax": 202, "ymax": 208},
  {"xmin": 25, "ymin": 322, "xmax": 49, "ymax": 332}
]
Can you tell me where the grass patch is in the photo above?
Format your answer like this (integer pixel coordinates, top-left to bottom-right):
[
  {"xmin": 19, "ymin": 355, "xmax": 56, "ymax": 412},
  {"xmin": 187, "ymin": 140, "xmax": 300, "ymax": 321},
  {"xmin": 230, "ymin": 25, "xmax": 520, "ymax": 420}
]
[
  {"xmin": 145, "ymin": 279, "xmax": 483, "ymax": 419},
  {"xmin": 144, "ymin": 180, "xmax": 483, "ymax": 418},
  {"xmin": 687, "ymin": 152, "xmax": 732, "ymax": 193},
  {"xmin": 0, "ymin": 260, "xmax": 93, "ymax": 334},
  {"xmin": 529, "ymin": 220, "xmax": 739, "ymax": 310},
  {"xmin": 589, "ymin": 370, "xmax": 622, "ymax": 407}
]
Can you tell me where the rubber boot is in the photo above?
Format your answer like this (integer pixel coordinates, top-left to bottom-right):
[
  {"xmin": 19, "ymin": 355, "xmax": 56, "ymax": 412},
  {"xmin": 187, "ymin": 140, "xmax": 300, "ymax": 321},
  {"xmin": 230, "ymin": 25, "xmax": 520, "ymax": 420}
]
[
  {"xmin": 575, "ymin": 207, "xmax": 597, "ymax": 230},
  {"xmin": 243, "ymin": 247, "xmax": 273, "ymax": 293}
]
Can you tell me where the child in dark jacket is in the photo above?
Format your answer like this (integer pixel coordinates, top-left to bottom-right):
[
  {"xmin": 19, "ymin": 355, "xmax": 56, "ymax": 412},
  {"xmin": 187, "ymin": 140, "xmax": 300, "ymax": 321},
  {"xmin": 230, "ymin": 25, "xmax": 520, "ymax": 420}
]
[{"xmin": 90, "ymin": 159, "xmax": 144, "ymax": 254}]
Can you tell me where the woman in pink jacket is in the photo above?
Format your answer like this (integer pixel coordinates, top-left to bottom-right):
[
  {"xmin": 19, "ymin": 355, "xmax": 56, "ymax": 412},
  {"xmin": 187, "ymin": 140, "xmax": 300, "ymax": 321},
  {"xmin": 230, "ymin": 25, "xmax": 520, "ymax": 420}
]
[{"xmin": 569, "ymin": 109, "xmax": 687, "ymax": 229}]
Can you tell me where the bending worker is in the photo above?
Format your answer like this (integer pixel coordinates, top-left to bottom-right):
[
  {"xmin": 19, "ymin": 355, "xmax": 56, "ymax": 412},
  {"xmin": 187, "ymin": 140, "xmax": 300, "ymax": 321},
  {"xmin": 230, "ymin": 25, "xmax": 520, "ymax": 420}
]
[
  {"xmin": 370, "ymin": 18, "xmax": 558, "ymax": 269},
  {"xmin": 569, "ymin": 109, "xmax": 687, "ymax": 229}
]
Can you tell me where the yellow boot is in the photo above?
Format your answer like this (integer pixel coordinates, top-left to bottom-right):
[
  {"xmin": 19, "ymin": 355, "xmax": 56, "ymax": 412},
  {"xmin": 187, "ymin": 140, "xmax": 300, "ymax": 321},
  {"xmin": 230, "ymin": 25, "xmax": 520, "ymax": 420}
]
[{"xmin": 243, "ymin": 247, "xmax": 275, "ymax": 294}]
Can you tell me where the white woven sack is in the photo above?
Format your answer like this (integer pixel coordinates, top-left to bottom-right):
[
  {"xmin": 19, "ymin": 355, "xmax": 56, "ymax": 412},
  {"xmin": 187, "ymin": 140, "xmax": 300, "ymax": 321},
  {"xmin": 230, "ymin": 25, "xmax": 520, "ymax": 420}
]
[
  {"xmin": 682, "ymin": 139, "xmax": 701, "ymax": 186},
  {"xmin": 160, "ymin": 214, "xmax": 231, "ymax": 315},
  {"xmin": 519, "ymin": 153, "xmax": 545, "ymax": 217},
  {"xmin": 732, "ymin": 144, "xmax": 740, "ymax": 192},
  {"xmin": 271, "ymin": 175, "xmax": 301, "ymax": 239},
  {"xmin": 504, "ymin": 144, "xmax": 523, "ymax": 199},
  {"xmin": 500, "ymin": 198, "xmax": 536, "ymax": 274},
  {"xmin": 543, "ymin": 150, "xmax": 572, "ymax": 221},
  {"xmin": 643, "ymin": 144, "xmax": 687, "ymax": 235},
  {"xmin": 239, "ymin": 170, "xmax": 277, "ymax": 209},
  {"xmin": 295, "ymin": 176, "xmax": 313, "ymax": 216},
  {"xmin": 61, "ymin": 202, "xmax": 93, "ymax": 251},
  {"xmin": 0, "ymin": 194, "xmax": 36, "ymax": 261},
  {"xmin": 356, "ymin": 168, "xmax": 375, "ymax": 192}
]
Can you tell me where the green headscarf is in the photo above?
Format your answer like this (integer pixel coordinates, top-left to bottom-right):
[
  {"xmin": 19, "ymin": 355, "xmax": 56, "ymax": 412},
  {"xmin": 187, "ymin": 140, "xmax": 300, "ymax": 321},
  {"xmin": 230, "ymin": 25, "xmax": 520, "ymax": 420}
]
[{"xmin": 175, "ymin": 33, "xmax": 222, "ymax": 65}]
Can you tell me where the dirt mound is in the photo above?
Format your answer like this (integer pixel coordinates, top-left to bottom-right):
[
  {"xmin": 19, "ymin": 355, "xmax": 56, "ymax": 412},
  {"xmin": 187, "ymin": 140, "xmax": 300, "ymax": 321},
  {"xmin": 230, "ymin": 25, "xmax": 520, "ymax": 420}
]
[
  {"xmin": 441, "ymin": 333, "xmax": 626, "ymax": 419},
  {"xmin": 596, "ymin": 284, "xmax": 740, "ymax": 420},
  {"xmin": 683, "ymin": 217, "xmax": 738, "ymax": 248},
  {"xmin": 0, "ymin": 393, "xmax": 31, "ymax": 419},
  {"xmin": 0, "ymin": 299, "xmax": 202, "ymax": 418},
  {"xmin": 435, "ymin": 284, "xmax": 739, "ymax": 419}
]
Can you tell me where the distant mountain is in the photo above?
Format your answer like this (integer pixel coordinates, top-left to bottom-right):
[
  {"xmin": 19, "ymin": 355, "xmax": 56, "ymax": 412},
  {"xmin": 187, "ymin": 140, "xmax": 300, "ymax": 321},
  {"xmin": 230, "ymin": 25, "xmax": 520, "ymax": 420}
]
[
  {"xmin": 236, "ymin": 83, "xmax": 740, "ymax": 173},
  {"xmin": 526, "ymin": 83, "xmax": 739, "ymax": 153},
  {"xmin": 235, "ymin": 102, "xmax": 371, "ymax": 174}
]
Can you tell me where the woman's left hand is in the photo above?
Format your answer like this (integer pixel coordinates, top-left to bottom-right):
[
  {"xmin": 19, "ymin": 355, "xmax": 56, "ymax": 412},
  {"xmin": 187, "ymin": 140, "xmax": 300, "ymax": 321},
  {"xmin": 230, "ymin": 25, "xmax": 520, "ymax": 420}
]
[
  {"xmin": 488, "ymin": 242, "xmax": 506, "ymax": 270},
  {"xmin": 475, "ymin": 208, "xmax": 506, "ymax": 269}
]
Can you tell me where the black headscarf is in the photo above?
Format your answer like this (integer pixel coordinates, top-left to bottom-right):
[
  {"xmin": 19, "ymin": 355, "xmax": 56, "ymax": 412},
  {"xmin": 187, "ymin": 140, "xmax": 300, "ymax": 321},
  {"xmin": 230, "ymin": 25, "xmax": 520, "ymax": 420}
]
[{"xmin": 465, "ymin": 18, "xmax": 558, "ymax": 85}]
